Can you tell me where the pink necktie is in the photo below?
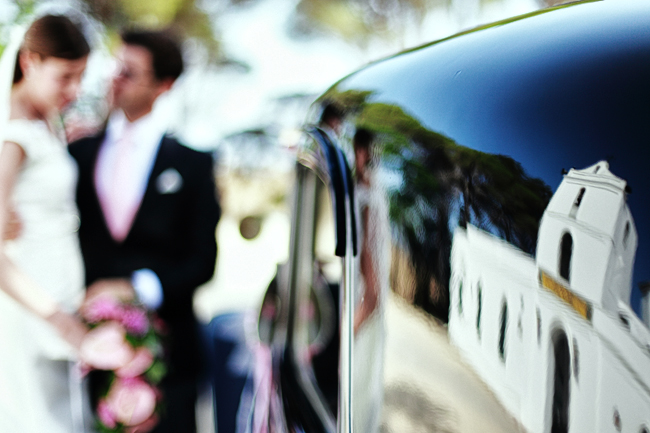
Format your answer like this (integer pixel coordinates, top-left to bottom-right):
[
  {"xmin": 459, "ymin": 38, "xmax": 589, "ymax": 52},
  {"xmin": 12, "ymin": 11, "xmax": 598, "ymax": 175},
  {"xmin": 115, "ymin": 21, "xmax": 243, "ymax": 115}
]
[{"xmin": 106, "ymin": 126, "xmax": 139, "ymax": 242}]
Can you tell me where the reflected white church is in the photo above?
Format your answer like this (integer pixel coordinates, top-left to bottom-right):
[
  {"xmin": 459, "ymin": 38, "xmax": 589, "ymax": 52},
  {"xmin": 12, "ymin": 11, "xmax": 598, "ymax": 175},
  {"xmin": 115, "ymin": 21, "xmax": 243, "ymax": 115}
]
[{"xmin": 448, "ymin": 161, "xmax": 650, "ymax": 433}]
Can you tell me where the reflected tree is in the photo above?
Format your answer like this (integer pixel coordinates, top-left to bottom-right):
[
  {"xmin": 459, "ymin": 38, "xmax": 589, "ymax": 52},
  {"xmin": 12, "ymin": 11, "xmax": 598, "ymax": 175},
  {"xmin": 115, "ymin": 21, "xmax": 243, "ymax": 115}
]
[{"xmin": 324, "ymin": 91, "xmax": 551, "ymax": 321}]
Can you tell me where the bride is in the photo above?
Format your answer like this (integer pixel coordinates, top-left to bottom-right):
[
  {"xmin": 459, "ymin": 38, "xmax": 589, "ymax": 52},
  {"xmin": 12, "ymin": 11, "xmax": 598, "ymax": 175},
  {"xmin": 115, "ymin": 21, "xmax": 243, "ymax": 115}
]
[{"xmin": 0, "ymin": 14, "xmax": 92, "ymax": 432}]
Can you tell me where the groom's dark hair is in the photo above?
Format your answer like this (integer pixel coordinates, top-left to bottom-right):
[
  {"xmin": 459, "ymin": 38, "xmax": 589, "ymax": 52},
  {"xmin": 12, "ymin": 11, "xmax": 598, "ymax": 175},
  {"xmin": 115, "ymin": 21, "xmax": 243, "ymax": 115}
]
[{"xmin": 121, "ymin": 30, "xmax": 184, "ymax": 82}]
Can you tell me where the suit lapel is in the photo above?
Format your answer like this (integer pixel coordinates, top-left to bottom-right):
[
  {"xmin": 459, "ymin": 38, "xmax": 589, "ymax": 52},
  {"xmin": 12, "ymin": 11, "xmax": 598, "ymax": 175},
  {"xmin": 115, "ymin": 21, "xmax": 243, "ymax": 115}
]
[
  {"xmin": 83, "ymin": 131, "xmax": 119, "ymax": 242},
  {"xmin": 124, "ymin": 136, "xmax": 173, "ymax": 241}
]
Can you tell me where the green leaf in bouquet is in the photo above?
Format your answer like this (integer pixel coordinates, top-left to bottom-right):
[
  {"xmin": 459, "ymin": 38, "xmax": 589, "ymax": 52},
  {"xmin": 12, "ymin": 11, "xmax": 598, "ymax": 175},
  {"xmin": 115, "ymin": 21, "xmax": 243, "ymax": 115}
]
[
  {"xmin": 142, "ymin": 331, "xmax": 159, "ymax": 347},
  {"xmin": 146, "ymin": 359, "xmax": 167, "ymax": 384},
  {"xmin": 125, "ymin": 333, "xmax": 141, "ymax": 346}
]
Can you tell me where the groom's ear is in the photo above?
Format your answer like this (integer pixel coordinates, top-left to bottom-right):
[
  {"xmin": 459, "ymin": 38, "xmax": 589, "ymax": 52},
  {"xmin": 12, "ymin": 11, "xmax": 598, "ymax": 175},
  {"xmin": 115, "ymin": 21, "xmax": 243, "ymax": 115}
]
[{"xmin": 154, "ymin": 78, "xmax": 175, "ymax": 97}]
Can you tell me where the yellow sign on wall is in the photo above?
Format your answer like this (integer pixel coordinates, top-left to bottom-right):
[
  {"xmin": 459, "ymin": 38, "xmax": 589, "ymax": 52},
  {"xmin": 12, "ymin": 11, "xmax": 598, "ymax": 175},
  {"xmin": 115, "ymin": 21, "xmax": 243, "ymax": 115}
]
[{"xmin": 540, "ymin": 271, "xmax": 592, "ymax": 322}]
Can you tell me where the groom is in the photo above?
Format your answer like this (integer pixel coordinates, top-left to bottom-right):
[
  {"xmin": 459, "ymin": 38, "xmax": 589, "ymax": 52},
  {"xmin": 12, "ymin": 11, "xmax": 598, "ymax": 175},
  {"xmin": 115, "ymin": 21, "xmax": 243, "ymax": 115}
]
[{"xmin": 69, "ymin": 30, "xmax": 220, "ymax": 433}]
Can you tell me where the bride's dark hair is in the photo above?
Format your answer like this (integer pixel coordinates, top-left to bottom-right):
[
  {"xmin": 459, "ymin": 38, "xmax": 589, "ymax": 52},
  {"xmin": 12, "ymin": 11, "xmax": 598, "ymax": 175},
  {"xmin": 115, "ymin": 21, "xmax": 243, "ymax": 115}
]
[{"xmin": 13, "ymin": 15, "xmax": 90, "ymax": 84}]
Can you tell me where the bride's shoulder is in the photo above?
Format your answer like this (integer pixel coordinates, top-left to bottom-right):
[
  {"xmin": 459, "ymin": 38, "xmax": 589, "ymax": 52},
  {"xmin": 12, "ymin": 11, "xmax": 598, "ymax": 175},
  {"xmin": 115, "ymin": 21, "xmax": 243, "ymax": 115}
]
[{"xmin": 4, "ymin": 118, "xmax": 51, "ymax": 156}]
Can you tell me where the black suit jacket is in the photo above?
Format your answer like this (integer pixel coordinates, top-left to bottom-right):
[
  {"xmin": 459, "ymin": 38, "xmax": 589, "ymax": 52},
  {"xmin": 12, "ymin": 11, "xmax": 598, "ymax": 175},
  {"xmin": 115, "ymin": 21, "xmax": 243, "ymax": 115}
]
[{"xmin": 69, "ymin": 131, "xmax": 221, "ymax": 378}]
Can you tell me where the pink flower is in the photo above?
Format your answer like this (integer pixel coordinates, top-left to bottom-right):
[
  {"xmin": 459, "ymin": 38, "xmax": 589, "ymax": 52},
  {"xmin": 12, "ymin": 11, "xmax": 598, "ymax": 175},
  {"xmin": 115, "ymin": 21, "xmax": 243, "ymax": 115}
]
[
  {"xmin": 121, "ymin": 306, "xmax": 149, "ymax": 335},
  {"xmin": 116, "ymin": 347, "xmax": 154, "ymax": 378},
  {"xmin": 97, "ymin": 399, "xmax": 117, "ymax": 428},
  {"xmin": 83, "ymin": 296, "xmax": 124, "ymax": 323},
  {"xmin": 106, "ymin": 377, "xmax": 157, "ymax": 426},
  {"xmin": 80, "ymin": 322, "xmax": 135, "ymax": 370}
]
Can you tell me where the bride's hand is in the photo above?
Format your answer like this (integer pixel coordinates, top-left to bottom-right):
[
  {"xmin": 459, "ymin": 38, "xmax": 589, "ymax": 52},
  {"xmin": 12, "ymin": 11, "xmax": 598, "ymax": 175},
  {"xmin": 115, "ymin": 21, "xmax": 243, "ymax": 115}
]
[
  {"xmin": 45, "ymin": 309, "xmax": 88, "ymax": 351},
  {"xmin": 85, "ymin": 278, "xmax": 135, "ymax": 304}
]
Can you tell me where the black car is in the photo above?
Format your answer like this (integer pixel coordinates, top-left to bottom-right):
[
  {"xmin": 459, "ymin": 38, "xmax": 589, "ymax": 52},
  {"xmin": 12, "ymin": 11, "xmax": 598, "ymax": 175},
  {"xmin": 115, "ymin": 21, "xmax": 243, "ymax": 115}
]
[{"xmin": 211, "ymin": 1, "xmax": 650, "ymax": 432}]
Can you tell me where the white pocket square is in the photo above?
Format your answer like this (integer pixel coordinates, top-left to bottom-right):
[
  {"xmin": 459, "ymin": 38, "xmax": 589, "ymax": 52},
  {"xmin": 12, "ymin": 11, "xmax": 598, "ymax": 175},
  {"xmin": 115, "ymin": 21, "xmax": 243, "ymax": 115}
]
[{"xmin": 156, "ymin": 168, "xmax": 183, "ymax": 194}]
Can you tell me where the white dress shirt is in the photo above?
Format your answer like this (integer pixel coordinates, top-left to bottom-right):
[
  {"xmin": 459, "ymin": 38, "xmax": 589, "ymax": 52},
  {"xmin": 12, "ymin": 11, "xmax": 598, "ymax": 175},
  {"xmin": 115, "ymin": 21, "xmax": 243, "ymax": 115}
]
[{"xmin": 94, "ymin": 110, "xmax": 165, "ymax": 309}]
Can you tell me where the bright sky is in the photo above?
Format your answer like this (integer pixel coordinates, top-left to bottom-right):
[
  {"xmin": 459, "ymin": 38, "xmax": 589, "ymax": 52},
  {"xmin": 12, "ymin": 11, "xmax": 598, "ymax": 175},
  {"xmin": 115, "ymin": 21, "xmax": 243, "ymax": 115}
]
[
  {"xmin": 163, "ymin": 0, "xmax": 540, "ymax": 149},
  {"xmin": 0, "ymin": 0, "xmax": 540, "ymax": 149}
]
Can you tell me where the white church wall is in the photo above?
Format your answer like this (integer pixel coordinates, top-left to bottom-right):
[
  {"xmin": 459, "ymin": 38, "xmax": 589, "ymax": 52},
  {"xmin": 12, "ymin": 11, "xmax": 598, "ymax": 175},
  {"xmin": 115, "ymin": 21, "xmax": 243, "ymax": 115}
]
[
  {"xmin": 450, "ymin": 227, "xmax": 541, "ymax": 431},
  {"xmin": 536, "ymin": 214, "xmax": 613, "ymax": 310},
  {"xmin": 575, "ymin": 186, "xmax": 623, "ymax": 237},
  {"xmin": 448, "ymin": 162, "xmax": 649, "ymax": 433},
  {"xmin": 541, "ymin": 300, "xmax": 600, "ymax": 433},
  {"xmin": 571, "ymin": 230, "xmax": 618, "ymax": 311},
  {"xmin": 642, "ymin": 286, "xmax": 650, "ymax": 328},
  {"xmin": 543, "ymin": 181, "xmax": 580, "ymax": 216},
  {"xmin": 608, "ymin": 206, "xmax": 637, "ymax": 304},
  {"xmin": 595, "ymin": 343, "xmax": 650, "ymax": 433},
  {"xmin": 449, "ymin": 225, "xmax": 650, "ymax": 433},
  {"xmin": 565, "ymin": 329, "xmax": 600, "ymax": 433},
  {"xmin": 619, "ymin": 303, "xmax": 650, "ymax": 351},
  {"xmin": 592, "ymin": 309, "xmax": 650, "ymax": 396}
]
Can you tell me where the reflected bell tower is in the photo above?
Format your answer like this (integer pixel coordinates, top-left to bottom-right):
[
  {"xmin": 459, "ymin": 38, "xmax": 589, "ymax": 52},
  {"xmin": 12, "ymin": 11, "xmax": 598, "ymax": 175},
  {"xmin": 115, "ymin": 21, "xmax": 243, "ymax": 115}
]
[{"xmin": 536, "ymin": 161, "xmax": 637, "ymax": 314}]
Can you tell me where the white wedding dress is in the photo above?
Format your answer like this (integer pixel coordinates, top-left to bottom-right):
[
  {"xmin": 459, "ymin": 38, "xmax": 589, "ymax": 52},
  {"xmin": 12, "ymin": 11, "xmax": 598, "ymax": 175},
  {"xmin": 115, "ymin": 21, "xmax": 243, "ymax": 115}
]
[
  {"xmin": 0, "ymin": 119, "xmax": 89, "ymax": 432},
  {"xmin": 353, "ymin": 173, "xmax": 390, "ymax": 433}
]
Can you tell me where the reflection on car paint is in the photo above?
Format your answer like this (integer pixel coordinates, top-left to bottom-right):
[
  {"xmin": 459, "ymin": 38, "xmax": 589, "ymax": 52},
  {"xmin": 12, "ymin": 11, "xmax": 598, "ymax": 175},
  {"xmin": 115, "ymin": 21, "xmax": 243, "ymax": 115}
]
[
  {"xmin": 449, "ymin": 161, "xmax": 648, "ymax": 433},
  {"xmin": 271, "ymin": 1, "xmax": 650, "ymax": 432}
]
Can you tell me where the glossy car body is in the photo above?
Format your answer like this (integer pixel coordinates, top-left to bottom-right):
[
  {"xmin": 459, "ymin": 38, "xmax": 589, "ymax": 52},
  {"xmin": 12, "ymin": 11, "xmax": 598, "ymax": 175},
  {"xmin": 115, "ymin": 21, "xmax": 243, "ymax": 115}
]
[{"xmin": 239, "ymin": 1, "xmax": 650, "ymax": 432}]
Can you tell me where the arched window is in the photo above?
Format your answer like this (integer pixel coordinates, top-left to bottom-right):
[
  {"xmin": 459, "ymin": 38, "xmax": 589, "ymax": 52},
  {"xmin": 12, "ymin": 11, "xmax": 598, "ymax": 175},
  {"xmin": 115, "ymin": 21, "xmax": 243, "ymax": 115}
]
[
  {"xmin": 613, "ymin": 409, "xmax": 622, "ymax": 432},
  {"xmin": 574, "ymin": 188, "xmax": 586, "ymax": 207},
  {"xmin": 551, "ymin": 330, "xmax": 571, "ymax": 433},
  {"xmin": 536, "ymin": 308, "xmax": 542, "ymax": 344},
  {"xmin": 569, "ymin": 188, "xmax": 586, "ymax": 218},
  {"xmin": 476, "ymin": 283, "xmax": 483, "ymax": 339},
  {"xmin": 572, "ymin": 338, "xmax": 579, "ymax": 382},
  {"xmin": 498, "ymin": 301, "xmax": 508, "ymax": 361},
  {"xmin": 559, "ymin": 233, "xmax": 573, "ymax": 282},
  {"xmin": 619, "ymin": 313, "xmax": 630, "ymax": 331},
  {"xmin": 623, "ymin": 221, "xmax": 631, "ymax": 248}
]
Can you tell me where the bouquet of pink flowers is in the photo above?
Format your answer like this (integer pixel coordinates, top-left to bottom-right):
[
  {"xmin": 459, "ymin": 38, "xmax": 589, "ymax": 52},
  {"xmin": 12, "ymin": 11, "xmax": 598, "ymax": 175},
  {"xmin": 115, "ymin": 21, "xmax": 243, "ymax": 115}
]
[{"xmin": 80, "ymin": 294, "xmax": 167, "ymax": 432}]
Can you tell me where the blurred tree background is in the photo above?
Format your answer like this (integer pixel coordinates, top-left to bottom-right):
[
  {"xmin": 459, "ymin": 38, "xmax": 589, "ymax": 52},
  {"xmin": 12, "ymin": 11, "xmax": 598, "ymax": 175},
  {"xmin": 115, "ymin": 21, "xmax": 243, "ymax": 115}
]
[
  {"xmin": 1, "ymin": 0, "xmax": 558, "ymax": 62},
  {"xmin": 79, "ymin": 0, "xmax": 221, "ymax": 56},
  {"xmin": 0, "ymin": 0, "xmax": 548, "ymax": 153}
]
